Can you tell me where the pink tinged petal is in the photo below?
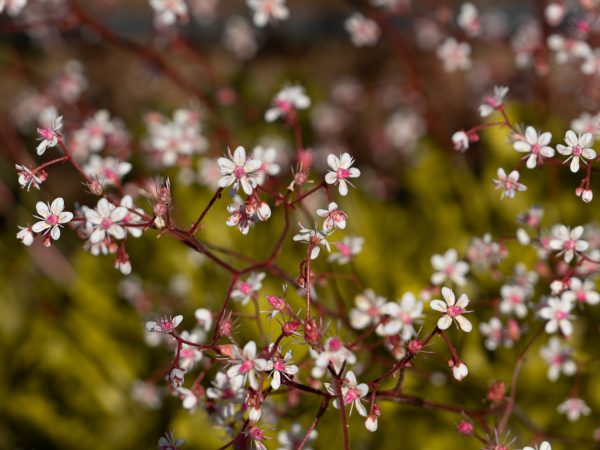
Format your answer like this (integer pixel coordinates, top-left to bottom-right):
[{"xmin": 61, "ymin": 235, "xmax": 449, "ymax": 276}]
[
  {"xmin": 441, "ymin": 286, "xmax": 455, "ymax": 305},
  {"xmin": 540, "ymin": 146, "xmax": 555, "ymax": 157},
  {"xmin": 272, "ymin": 371, "xmax": 281, "ymax": 390},
  {"xmin": 58, "ymin": 212, "xmax": 73, "ymax": 224},
  {"xmin": 455, "ymin": 294, "xmax": 470, "ymax": 309},
  {"xmin": 32, "ymin": 221, "xmax": 50, "ymax": 233},
  {"xmin": 430, "ymin": 299, "xmax": 447, "ymax": 312},
  {"xmin": 109, "ymin": 224, "xmax": 126, "ymax": 240},
  {"xmin": 218, "ymin": 157, "xmax": 236, "ymax": 172},
  {"xmin": 97, "ymin": 198, "xmax": 112, "ymax": 217},
  {"xmin": 50, "ymin": 226, "xmax": 61, "ymax": 240},
  {"xmin": 560, "ymin": 320, "xmax": 573, "ymax": 336},
  {"xmin": 325, "ymin": 172, "xmax": 338, "ymax": 184},
  {"xmin": 338, "ymin": 180, "xmax": 349, "ymax": 196},
  {"xmin": 90, "ymin": 228, "xmax": 105, "ymax": 244},
  {"xmin": 50, "ymin": 197, "xmax": 64, "ymax": 215},
  {"xmin": 525, "ymin": 126, "xmax": 538, "ymax": 143},
  {"xmin": 348, "ymin": 167, "xmax": 361, "ymax": 178},
  {"xmin": 233, "ymin": 146, "xmax": 247, "ymax": 166},
  {"xmin": 582, "ymin": 148, "xmax": 597, "ymax": 159},
  {"xmin": 310, "ymin": 246, "xmax": 320, "ymax": 259},
  {"xmin": 254, "ymin": 358, "xmax": 268, "ymax": 371},
  {"xmin": 327, "ymin": 154, "xmax": 341, "ymax": 170},
  {"xmin": 340, "ymin": 153, "xmax": 353, "ymax": 168},
  {"xmin": 35, "ymin": 201, "xmax": 50, "ymax": 218},
  {"xmin": 565, "ymin": 130, "xmax": 578, "ymax": 147},
  {"xmin": 240, "ymin": 177, "xmax": 254, "ymax": 195},
  {"xmin": 579, "ymin": 132, "xmax": 593, "ymax": 148},
  {"xmin": 570, "ymin": 157, "xmax": 580, "ymax": 173},
  {"xmin": 513, "ymin": 141, "xmax": 531, "ymax": 153},
  {"xmin": 526, "ymin": 154, "xmax": 537, "ymax": 169},
  {"xmin": 455, "ymin": 315, "xmax": 472, "ymax": 332},
  {"xmin": 218, "ymin": 174, "xmax": 235, "ymax": 187},
  {"xmin": 437, "ymin": 314, "xmax": 452, "ymax": 330},
  {"xmin": 538, "ymin": 132, "xmax": 552, "ymax": 146},
  {"xmin": 111, "ymin": 207, "xmax": 128, "ymax": 222},
  {"xmin": 545, "ymin": 320, "xmax": 558, "ymax": 334},
  {"xmin": 355, "ymin": 400, "xmax": 367, "ymax": 417}
]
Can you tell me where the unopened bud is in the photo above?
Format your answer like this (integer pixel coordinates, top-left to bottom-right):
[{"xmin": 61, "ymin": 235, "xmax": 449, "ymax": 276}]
[
  {"xmin": 456, "ymin": 420, "xmax": 474, "ymax": 436},
  {"xmin": 365, "ymin": 415, "xmax": 378, "ymax": 432},
  {"xmin": 88, "ymin": 179, "xmax": 104, "ymax": 196}
]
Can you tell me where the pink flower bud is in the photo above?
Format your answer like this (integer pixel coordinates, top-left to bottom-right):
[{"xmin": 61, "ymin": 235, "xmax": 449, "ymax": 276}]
[
  {"xmin": 88, "ymin": 179, "xmax": 104, "ymax": 196},
  {"xmin": 267, "ymin": 295, "xmax": 286, "ymax": 311},
  {"xmin": 408, "ymin": 339, "xmax": 424, "ymax": 354},
  {"xmin": 297, "ymin": 149, "xmax": 313, "ymax": 171},
  {"xmin": 283, "ymin": 320, "xmax": 300, "ymax": 336},
  {"xmin": 456, "ymin": 420, "xmax": 474, "ymax": 436},
  {"xmin": 304, "ymin": 319, "xmax": 321, "ymax": 344}
]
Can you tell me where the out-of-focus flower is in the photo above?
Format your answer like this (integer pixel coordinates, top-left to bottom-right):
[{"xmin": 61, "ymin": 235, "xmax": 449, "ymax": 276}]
[
  {"xmin": 548, "ymin": 224, "xmax": 588, "ymax": 263},
  {"xmin": 248, "ymin": 0, "xmax": 289, "ymax": 27},
  {"xmin": 437, "ymin": 38, "xmax": 472, "ymax": 72},
  {"xmin": 36, "ymin": 114, "xmax": 62, "ymax": 155},
  {"xmin": 431, "ymin": 249, "xmax": 469, "ymax": 286},
  {"xmin": 265, "ymin": 85, "xmax": 310, "ymax": 122},
  {"xmin": 345, "ymin": 13, "xmax": 380, "ymax": 47},
  {"xmin": 557, "ymin": 397, "xmax": 591, "ymax": 422},
  {"xmin": 293, "ymin": 223, "xmax": 331, "ymax": 259},
  {"xmin": 539, "ymin": 297, "xmax": 575, "ymax": 336},
  {"xmin": 493, "ymin": 168, "xmax": 527, "ymax": 199}
]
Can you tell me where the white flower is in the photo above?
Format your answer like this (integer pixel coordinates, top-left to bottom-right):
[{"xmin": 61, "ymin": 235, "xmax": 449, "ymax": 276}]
[
  {"xmin": 231, "ymin": 272, "xmax": 266, "ymax": 306},
  {"xmin": 452, "ymin": 362, "xmax": 468, "ymax": 381},
  {"xmin": 247, "ymin": 0, "xmax": 289, "ymax": 28},
  {"xmin": 349, "ymin": 289, "xmax": 388, "ymax": 332},
  {"xmin": 557, "ymin": 397, "xmax": 591, "ymax": 422},
  {"xmin": 547, "ymin": 34, "xmax": 590, "ymax": 64},
  {"xmin": 252, "ymin": 145, "xmax": 281, "ymax": 184},
  {"xmin": 227, "ymin": 341, "xmax": 268, "ymax": 390},
  {"xmin": 265, "ymin": 85, "xmax": 310, "ymax": 122},
  {"xmin": 0, "ymin": 0, "xmax": 28, "ymax": 16},
  {"xmin": 382, "ymin": 292, "xmax": 424, "ymax": 340},
  {"xmin": 556, "ymin": 130, "xmax": 596, "ymax": 173},
  {"xmin": 328, "ymin": 236, "xmax": 364, "ymax": 265},
  {"xmin": 31, "ymin": 197, "xmax": 73, "ymax": 241},
  {"xmin": 150, "ymin": 0, "xmax": 188, "ymax": 27},
  {"xmin": 499, "ymin": 284, "xmax": 529, "ymax": 318},
  {"xmin": 561, "ymin": 277, "xmax": 600, "ymax": 305},
  {"xmin": 224, "ymin": 16, "xmax": 258, "ymax": 60},
  {"xmin": 85, "ymin": 198, "xmax": 128, "ymax": 244},
  {"xmin": 437, "ymin": 38, "xmax": 471, "ymax": 72},
  {"xmin": 540, "ymin": 337, "xmax": 576, "ymax": 381},
  {"xmin": 479, "ymin": 85, "xmax": 508, "ymax": 117},
  {"xmin": 493, "ymin": 168, "xmax": 527, "ymax": 199},
  {"xmin": 539, "ymin": 297, "xmax": 575, "ymax": 336},
  {"xmin": 325, "ymin": 370, "xmax": 369, "ymax": 416},
  {"xmin": 217, "ymin": 146, "xmax": 262, "ymax": 195},
  {"xmin": 293, "ymin": 223, "xmax": 331, "ymax": 259},
  {"xmin": 325, "ymin": 153, "xmax": 361, "ymax": 196},
  {"xmin": 311, "ymin": 336, "xmax": 356, "ymax": 378},
  {"xmin": 265, "ymin": 348, "xmax": 299, "ymax": 389},
  {"xmin": 521, "ymin": 441, "xmax": 552, "ymax": 450},
  {"xmin": 178, "ymin": 330, "xmax": 204, "ymax": 370},
  {"xmin": 582, "ymin": 48, "xmax": 600, "ymax": 77},
  {"xmin": 457, "ymin": 2, "xmax": 480, "ymax": 37},
  {"xmin": 83, "ymin": 155, "xmax": 132, "ymax": 187},
  {"xmin": 452, "ymin": 130, "xmax": 470, "ymax": 152},
  {"xmin": 479, "ymin": 317, "xmax": 512, "ymax": 351},
  {"xmin": 146, "ymin": 315, "xmax": 183, "ymax": 333},
  {"xmin": 194, "ymin": 308, "xmax": 213, "ymax": 332},
  {"xmin": 36, "ymin": 114, "xmax": 62, "ymax": 155},
  {"xmin": 157, "ymin": 430, "xmax": 184, "ymax": 450},
  {"xmin": 277, "ymin": 424, "xmax": 317, "ymax": 450},
  {"xmin": 316, "ymin": 202, "xmax": 347, "ymax": 232},
  {"xmin": 345, "ymin": 13, "xmax": 380, "ymax": 47},
  {"xmin": 548, "ymin": 224, "xmax": 588, "ymax": 263},
  {"xmin": 119, "ymin": 195, "xmax": 145, "ymax": 238},
  {"xmin": 16, "ymin": 226, "xmax": 34, "ymax": 246},
  {"xmin": 206, "ymin": 371, "xmax": 245, "ymax": 418},
  {"xmin": 431, "ymin": 248, "xmax": 469, "ymax": 286},
  {"xmin": 430, "ymin": 287, "xmax": 472, "ymax": 332},
  {"xmin": 16, "ymin": 164, "xmax": 44, "ymax": 191},
  {"xmin": 571, "ymin": 111, "xmax": 600, "ymax": 137},
  {"xmin": 513, "ymin": 126, "xmax": 554, "ymax": 169}
]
